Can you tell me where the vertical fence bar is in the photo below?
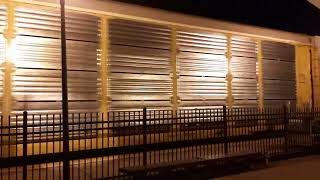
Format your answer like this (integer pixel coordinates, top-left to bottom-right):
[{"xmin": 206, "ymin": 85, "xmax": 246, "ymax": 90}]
[
  {"xmin": 310, "ymin": 107, "xmax": 314, "ymax": 147},
  {"xmin": 143, "ymin": 107, "xmax": 147, "ymax": 166},
  {"xmin": 283, "ymin": 105, "xmax": 289, "ymax": 153},
  {"xmin": 23, "ymin": 111, "xmax": 28, "ymax": 180},
  {"xmin": 223, "ymin": 106, "xmax": 228, "ymax": 154}
]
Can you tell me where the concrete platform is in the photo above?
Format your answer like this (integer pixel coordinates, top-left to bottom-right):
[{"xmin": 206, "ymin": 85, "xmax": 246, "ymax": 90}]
[{"xmin": 216, "ymin": 155, "xmax": 320, "ymax": 180}]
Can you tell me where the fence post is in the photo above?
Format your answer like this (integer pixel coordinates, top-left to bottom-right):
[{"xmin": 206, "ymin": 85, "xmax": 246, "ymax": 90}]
[
  {"xmin": 310, "ymin": 107, "xmax": 314, "ymax": 146},
  {"xmin": 143, "ymin": 107, "xmax": 147, "ymax": 166},
  {"xmin": 223, "ymin": 106, "xmax": 228, "ymax": 155},
  {"xmin": 283, "ymin": 105, "xmax": 289, "ymax": 154},
  {"xmin": 23, "ymin": 111, "xmax": 28, "ymax": 180}
]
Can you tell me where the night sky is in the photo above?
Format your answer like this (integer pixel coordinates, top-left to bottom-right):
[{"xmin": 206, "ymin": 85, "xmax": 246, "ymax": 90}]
[{"xmin": 117, "ymin": 0, "xmax": 320, "ymax": 36}]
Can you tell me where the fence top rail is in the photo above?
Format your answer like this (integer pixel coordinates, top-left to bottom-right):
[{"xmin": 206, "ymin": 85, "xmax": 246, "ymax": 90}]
[{"xmin": 1, "ymin": 106, "xmax": 320, "ymax": 117}]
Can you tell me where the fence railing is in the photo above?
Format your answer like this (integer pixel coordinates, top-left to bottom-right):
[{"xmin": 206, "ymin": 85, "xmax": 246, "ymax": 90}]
[{"xmin": 0, "ymin": 106, "xmax": 319, "ymax": 179}]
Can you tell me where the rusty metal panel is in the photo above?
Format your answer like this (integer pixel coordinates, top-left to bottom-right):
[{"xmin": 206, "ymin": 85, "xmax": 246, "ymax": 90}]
[
  {"xmin": 231, "ymin": 36, "xmax": 258, "ymax": 107},
  {"xmin": 177, "ymin": 30, "xmax": 227, "ymax": 108},
  {"xmin": 12, "ymin": 7, "xmax": 99, "ymax": 114},
  {"xmin": 109, "ymin": 19, "xmax": 172, "ymax": 111},
  {"xmin": 262, "ymin": 41, "xmax": 296, "ymax": 107}
]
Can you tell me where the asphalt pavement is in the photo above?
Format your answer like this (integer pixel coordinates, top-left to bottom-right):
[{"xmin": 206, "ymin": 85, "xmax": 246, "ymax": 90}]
[{"xmin": 215, "ymin": 155, "xmax": 320, "ymax": 180}]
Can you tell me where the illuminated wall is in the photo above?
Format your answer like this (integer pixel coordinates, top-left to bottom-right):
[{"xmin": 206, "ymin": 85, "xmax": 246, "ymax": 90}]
[
  {"xmin": 231, "ymin": 36, "xmax": 258, "ymax": 107},
  {"xmin": 109, "ymin": 19, "xmax": 172, "ymax": 111},
  {"xmin": 0, "ymin": 1, "xmax": 313, "ymax": 116},
  {"xmin": 177, "ymin": 31, "xmax": 227, "ymax": 108},
  {"xmin": 262, "ymin": 41, "xmax": 296, "ymax": 107},
  {"xmin": 12, "ymin": 6, "xmax": 99, "ymax": 114}
]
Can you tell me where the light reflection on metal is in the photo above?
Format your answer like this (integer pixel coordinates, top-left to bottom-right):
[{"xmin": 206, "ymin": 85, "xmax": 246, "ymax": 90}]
[
  {"xmin": 2, "ymin": 1, "xmax": 15, "ymax": 122},
  {"xmin": 262, "ymin": 41, "xmax": 296, "ymax": 107},
  {"xmin": 109, "ymin": 19, "xmax": 172, "ymax": 111},
  {"xmin": 11, "ymin": 5, "xmax": 99, "ymax": 114},
  {"xmin": 177, "ymin": 30, "xmax": 227, "ymax": 108},
  {"xmin": 0, "ymin": 1, "xmax": 301, "ymax": 114},
  {"xmin": 231, "ymin": 36, "xmax": 258, "ymax": 107}
]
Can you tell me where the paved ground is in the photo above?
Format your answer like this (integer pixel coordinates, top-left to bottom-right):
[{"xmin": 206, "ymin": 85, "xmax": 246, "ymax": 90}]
[
  {"xmin": 2, "ymin": 154, "xmax": 320, "ymax": 179},
  {"xmin": 216, "ymin": 155, "xmax": 320, "ymax": 180}
]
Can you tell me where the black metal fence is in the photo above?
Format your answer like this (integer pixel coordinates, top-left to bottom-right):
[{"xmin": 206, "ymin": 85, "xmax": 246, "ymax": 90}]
[{"xmin": 0, "ymin": 106, "xmax": 320, "ymax": 179}]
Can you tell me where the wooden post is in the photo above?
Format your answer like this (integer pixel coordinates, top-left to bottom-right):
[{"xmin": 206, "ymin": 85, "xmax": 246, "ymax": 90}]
[
  {"xmin": 295, "ymin": 45, "xmax": 312, "ymax": 108},
  {"xmin": 1, "ymin": 0, "xmax": 15, "ymax": 157},
  {"xmin": 170, "ymin": 27, "xmax": 179, "ymax": 112},
  {"xmin": 257, "ymin": 39, "xmax": 264, "ymax": 110},
  {"xmin": 312, "ymin": 37, "xmax": 320, "ymax": 107},
  {"xmin": 2, "ymin": 0, "xmax": 15, "ymax": 129},
  {"xmin": 226, "ymin": 34, "xmax": 233, "ymax": 109},
  {"xmin": 100, "ymin": 17, "xmax": 109, "ymax": 116}
]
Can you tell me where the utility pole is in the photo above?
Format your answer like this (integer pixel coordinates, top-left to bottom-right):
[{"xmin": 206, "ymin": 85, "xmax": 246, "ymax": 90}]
[{"xmin": 60, "ymin": 0, "xmax": 70, "ymax": 179}]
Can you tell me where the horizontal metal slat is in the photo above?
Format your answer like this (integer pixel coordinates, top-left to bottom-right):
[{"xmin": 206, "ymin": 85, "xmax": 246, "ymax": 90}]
[
  {"xmin": 231, "ymin": 37, "xmax": 257, "ymax": 58},
  {"xmin": 264, "ymin": 100, "xmax": 296, "ymax": 108},
  {"xmin": 233, "ymin": 78, "xmax": 258, "ymax": 100},
  {"xmin": 263, "ymin": 80, "xmax": 296, "ymax": 99},
  {"xmin": 262, "ymin": 41, "xmax": 296, "ymax": 104},
  {"xmin": 233, "ymin": 100, "xmax": 258, "ymax": 107},
  {"xmin": 262, "ymin": 41, "xmax": 295, "ymax": 61},
  {"xmin": 109, "ymin": 19, "xmax": 172, "ymax": 110},
  {"xmin": 15, "ymin": 7, "xmax": 99, "ymax": 42},
  {"xmin": 110, "ymin": 101, "xmax": 171, "ymax": 111},
  {"xmin": 13, "ymin": 30, "xmax": 99, "ymax": 113},
  {"xmin": 179, "ymin": 76, "xmax": 227, "ymax": 102},
  {"xmin": 14, "ymin": 36, "xmax": 98, "ymax": 71},
  {"xmin": 0, "ymin": 5, "xmax": 6, "ymax": 34},
  {"xmin": 231, "ymin": 57, "xmax": 257, "ymax": 78},
  {"xmin": 178, "ymin": 30, "xmax": 227, "ymax": 107},
  {"xmin": 231, "ymin": 37, "xmax": 258, "ymax": 107},
  {"xmin": 263, "ymin": 59, "xmax": 295, "ymax": 80}
]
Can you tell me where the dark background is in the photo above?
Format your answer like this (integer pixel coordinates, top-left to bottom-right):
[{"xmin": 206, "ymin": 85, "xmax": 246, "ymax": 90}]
[{"xmin": 116, "ymin": 0, "xmax": 320, "ymax": 36}]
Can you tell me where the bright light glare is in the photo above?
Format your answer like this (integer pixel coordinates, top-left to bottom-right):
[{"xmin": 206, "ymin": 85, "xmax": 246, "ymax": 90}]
[{"xmin": 6, "ymin": 39, "xmax": 17, "ymax": 63}]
